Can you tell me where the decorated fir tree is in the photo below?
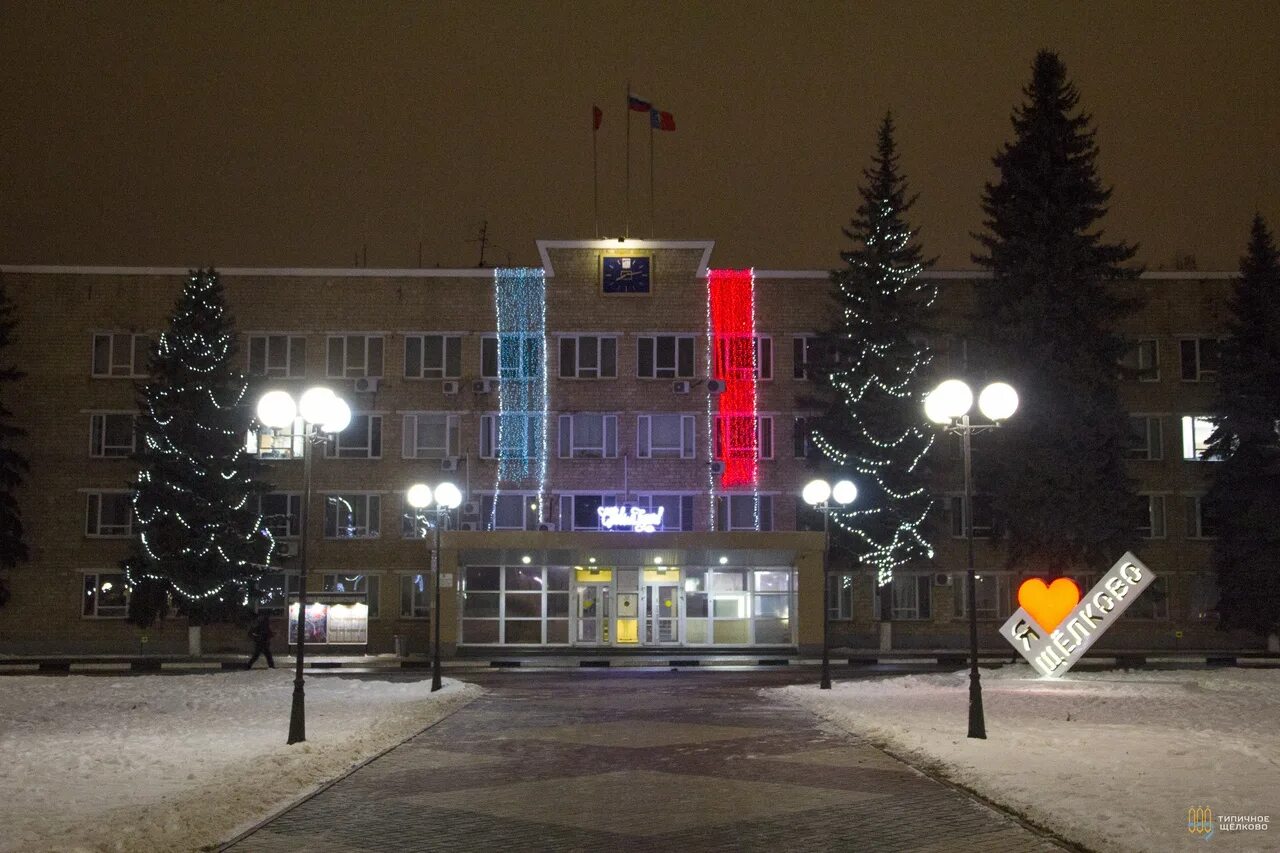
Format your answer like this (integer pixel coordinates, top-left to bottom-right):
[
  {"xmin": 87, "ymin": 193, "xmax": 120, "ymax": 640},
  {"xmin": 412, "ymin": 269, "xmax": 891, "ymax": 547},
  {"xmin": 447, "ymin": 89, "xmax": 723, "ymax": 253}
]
[
  {"xmin": 807, "ymin": 113, "xmax": 938, "ymax": 590},
  {"xmin": 0, "ymin": 273, "xmax": 28, "ymax": 607},
  {"xmin": 124, "ymin": 269, "xmax": 274, "ymax": 634},
  {"xmin": 972, "ymin": 50, "xmax": 1141, "ymax": 571},
  {"xmin": 1204, "ymin": 215, "xmax": 1280, "ymax": 640}
]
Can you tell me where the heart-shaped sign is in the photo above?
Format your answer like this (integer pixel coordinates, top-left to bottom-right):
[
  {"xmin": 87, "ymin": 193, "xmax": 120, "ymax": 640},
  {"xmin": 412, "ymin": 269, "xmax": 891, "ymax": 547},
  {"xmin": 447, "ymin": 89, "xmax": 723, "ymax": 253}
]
[{"xmin": 1018, "ymin": 578, "xmax": 1081, "ymax": 632}]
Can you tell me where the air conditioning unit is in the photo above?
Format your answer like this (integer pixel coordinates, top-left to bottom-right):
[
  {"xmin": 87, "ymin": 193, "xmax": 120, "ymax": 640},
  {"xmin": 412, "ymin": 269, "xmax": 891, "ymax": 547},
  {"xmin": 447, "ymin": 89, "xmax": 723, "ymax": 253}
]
[
  {"xmin": 710, "ymin": 460, "xmax": 725, "ymax": 474},
  {"xmin": 934, "ymin": 573, "xmax": 953, "ymax": 587},
  {"xmin": 440, "ymin": 457, "xmax": 460, "ymax": 471},
  {"xmin": 442, "ymin": 380, "xmax": 460, "ymax": 395},
  {"xmin": 462, "ymin": 501, "xmax": 480, "ymax": 516},
  {"xmin": 536, "ymin": 522, "xmax": 557, "ymax": 532},
  {"xmin": 706, "ymin": 378, "xmax": 726, "ymax": 394},
  {"xmin": 458, "ymin": 521, "xmax": 479, "ymax": 531},
  {"xmin": 354, "ymin": 376, "xmax": 381, "ymax": 393},
  {"xmin": 673, "ymin": 380, "xmax": 691, "ymax": 394},
  {"xmin": 473, "ymin": 379, "xmax": 493, "ymax": 394},
  {"xmin": 275, "ymin": 541, "xmax": 299, "ymax": 558}
]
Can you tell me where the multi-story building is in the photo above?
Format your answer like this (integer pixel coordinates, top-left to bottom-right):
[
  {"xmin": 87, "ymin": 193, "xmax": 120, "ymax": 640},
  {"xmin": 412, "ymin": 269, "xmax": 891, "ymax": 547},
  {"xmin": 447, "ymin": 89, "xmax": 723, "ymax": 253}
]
[{"xmin": 0, "ymin": 239, "xmax": 1260, "ymax": 656}]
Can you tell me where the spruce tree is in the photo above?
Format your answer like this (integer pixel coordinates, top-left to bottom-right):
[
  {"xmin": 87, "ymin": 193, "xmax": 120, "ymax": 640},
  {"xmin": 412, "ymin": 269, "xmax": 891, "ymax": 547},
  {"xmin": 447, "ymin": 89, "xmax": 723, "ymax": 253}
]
[
  {"xmin": 972, "ymin": 50, "xmax": 1140, "ymax": 571},
  {"xmin": 807, "ymin": 113, "xmax": 938, "ymax": 587},
  {"xmin": 124, "ymin": 269, "xmax": 275, "ymax": 628},
  {"xmin": 0, "ymin": 273, "xmax": 29, "ymax": 606},
  {"xmin": 1204, "ymin": 215, "xmax": 1280, "ymax": 637}
]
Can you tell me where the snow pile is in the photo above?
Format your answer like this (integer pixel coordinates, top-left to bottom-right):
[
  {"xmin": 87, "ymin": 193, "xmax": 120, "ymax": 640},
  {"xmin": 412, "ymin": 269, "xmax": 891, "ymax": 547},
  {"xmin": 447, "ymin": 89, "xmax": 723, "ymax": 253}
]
[
  {"xmin": 0, "ymin": 671, "xmax": 480, "ymax": 852},
  {"xmin": 783, "ymin": 667, "xmax": 1279, "ymax": 853}
]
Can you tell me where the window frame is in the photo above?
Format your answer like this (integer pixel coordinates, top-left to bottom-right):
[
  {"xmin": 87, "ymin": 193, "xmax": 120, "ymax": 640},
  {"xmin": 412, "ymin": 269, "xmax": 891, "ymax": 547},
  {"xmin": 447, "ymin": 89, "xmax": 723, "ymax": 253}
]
[
  {"xmin": 88, "ymin": 412, "xmax": 136, "ymax": 458},
  {"xmin": 636, "ymin": 334, "xmax": 695, "ymax": 379},
  {"xmin": 258, "ymin": 492, "xmax": 302, "ymax": 539},
  {"xmin": 1179, "ymin": 337, "xmax": 1223, "ymax": 382},
  {"xmin": 1180, "ymin": 415, "xmax": 1220, "ymax": 461},
  {"xmin": 949, "ymin": 494, "xmax": 995, "ymax": 539},
  {"xmin": 827, "ymin": 571, "xmax": 855, "ymax": 620},
  {"xmin": 479, "ymin": 412, "xmax": 542, "ymax": 460},
  {"xmin": 404, "ymin": 333, "xmax": 462, "ymax": 380},
  {"xmin": 326, "ymin": 334, "xmax": 385, "ymax": 379},
  {"xmin": 1126, "ymin": 415, "xmax": 1164, "ymax": 461},
  {"xmin": 636, "ymin": 413, "xmax": 696, "ymax": 459},
  {"xmin": 324, "ymin": 414, "xmax": 383, "ymax": 459},
  {"xmin": 479, "ymin": 493, "xmax": 541, "ymax": 531},
  {"xmin": 247, "ymin": 333, "xmax": 306, "ymax": 378},
  {"xmin": 401, "ymin": 412, "xmax": 461, "ymax": 459},
  {"xmin": 1136, "ymin": 494, "xmax": 1168, "ymax": 539},
  {"xmin": 482, "ymin": 333, "xmax": 544, "ymax": 380},
  {"xmin": 713, "ymin": 415, "xmax": 774, "ymax": 460},
  {"xmin": 715, "ymin": 494, "xmax": 774, "ymax": 531},
  {"xmin": 872, "ymin": 574, "xmax": 932, "ymax": 620},
  {"xmin": 952, "ymin": 572, "xmax": 1014, "ymax": 620},
  {"xmin": 557, "ymin": 493, "xmax": 621, "ymax": 531},
  {"xmin": 321, "ymin": 573, "xmax": 381, "ymax": 619},
  {"xmin": 558, "ymin": 334, "xmax": 618, "ymax": 380},
  {"xmin": 323, "ymin": 492, "xmax": 382, "ymax": 539},
  {"xmin": 399, "ymin": 572, "xmax": 432, "ymax": 619},
  {"xmin": 82, "ymin": 571, "xmax": 129, "ymax": 618},
  {"xmin": 1185, "ymin": 494, "xmax": 1218, "ymax": 539},
  {"xmin": 557, "ymin": 413, "xmax": 619, "ymax": 458},
  {"xmin": 84, "ymin": 491, "xmax": 133, "ymax": 537},
  {"xmin": 91, "ymin": 332, "xmax": 151, "ymax": 378},
  {"xmin": 631, "ymin": 493, "xmax": 696, "ymax": 532},
  {"xmin": 793, "ymin": 335, "xmax": 817, "ymax": 380},
  {"xmin": 1120, "ymin": 338, "xmax": 1160, "ymax": 382},
  {"xmin": 715, "ymin": 335, "xmax": 773, "ymax": 381}
]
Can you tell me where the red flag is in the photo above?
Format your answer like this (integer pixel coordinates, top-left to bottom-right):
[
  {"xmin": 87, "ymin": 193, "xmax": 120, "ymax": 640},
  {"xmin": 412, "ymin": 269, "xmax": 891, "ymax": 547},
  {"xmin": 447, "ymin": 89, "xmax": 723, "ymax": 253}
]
[
  {"xmin": 593, "ymin": 105, "xmax": 602, "ymax": 131},
  {"xmin": 649, "ymin": 109, "xmax": 676, "ymax": 132}
]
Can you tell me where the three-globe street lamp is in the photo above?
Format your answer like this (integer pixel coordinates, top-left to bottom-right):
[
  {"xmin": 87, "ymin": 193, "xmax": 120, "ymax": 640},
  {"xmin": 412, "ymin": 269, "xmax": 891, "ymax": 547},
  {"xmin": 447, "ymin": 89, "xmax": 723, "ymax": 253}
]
[
  {"xmin": 924, "ymin": 379, "xmax": 1019, "ymax": 740},
  {"xmin": 406, "ymin": 481, "xmax": 463, "ymax": 692},
  {"xmin": 802, "ymin": 477, "xmax": 858, "ymax": 690},
  {"xmin": 256, "ymin": 387, "xmax": 352, "ymax": 745}
]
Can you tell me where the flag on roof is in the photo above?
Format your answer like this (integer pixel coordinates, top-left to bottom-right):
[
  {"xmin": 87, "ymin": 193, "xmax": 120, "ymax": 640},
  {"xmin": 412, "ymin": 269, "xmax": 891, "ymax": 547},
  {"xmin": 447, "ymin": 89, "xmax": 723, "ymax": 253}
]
[
  {"xmin": 628, "ymin": 93, "xmax": 652, "ymax": 112},
  {"xmin": 649, "ymin": 109, "xmax": 676, "ymax": 131}
]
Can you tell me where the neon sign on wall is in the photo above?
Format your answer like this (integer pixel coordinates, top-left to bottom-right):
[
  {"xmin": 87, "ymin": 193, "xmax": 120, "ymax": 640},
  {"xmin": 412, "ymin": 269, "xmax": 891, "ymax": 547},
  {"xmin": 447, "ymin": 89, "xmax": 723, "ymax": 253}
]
[{"xmin": 597, "ymin": 505, "xmax": 665, "ymax": 532}]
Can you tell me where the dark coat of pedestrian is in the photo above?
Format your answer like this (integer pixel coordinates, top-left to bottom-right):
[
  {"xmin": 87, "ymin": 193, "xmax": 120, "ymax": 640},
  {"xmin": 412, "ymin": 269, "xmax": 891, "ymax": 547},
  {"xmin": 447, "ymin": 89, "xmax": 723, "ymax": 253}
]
[{"xmin": 246, "ymin": 613, "xmax": 276, "ymax": 669}]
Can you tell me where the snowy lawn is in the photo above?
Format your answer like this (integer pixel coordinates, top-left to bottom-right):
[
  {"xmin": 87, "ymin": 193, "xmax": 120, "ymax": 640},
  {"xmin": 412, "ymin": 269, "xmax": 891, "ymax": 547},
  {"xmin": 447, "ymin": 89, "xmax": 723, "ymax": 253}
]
[
  {"xmin": 0, "ymin": 670, "xmax": 481, "ymax": 852},
  {"xmin": 782, "ymin": 667, "xmax": 1279, "ymax": 853}
]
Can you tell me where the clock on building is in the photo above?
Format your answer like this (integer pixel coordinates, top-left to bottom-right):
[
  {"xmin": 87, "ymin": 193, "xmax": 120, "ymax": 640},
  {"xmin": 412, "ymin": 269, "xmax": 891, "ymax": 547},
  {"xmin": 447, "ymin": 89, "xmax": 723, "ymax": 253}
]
[{"xmin": 600, "ymin": 254, "xmax": 653, "ymax": 294}]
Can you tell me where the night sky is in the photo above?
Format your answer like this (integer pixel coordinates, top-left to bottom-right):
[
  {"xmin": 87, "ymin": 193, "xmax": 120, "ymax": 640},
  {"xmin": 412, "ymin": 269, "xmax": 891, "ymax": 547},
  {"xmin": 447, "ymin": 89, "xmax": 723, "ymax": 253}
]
[{"xmin": 3, "ymin": 2, "xmax": 1278, "ymax": 271}]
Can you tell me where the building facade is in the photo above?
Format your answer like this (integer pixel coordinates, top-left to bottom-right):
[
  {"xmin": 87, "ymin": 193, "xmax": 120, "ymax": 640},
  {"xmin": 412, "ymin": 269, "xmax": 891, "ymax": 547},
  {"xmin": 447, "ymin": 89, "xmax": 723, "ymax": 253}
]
[{"xmin": 0, "ymin": 239, "xmax": 1259, "ymax": 656}]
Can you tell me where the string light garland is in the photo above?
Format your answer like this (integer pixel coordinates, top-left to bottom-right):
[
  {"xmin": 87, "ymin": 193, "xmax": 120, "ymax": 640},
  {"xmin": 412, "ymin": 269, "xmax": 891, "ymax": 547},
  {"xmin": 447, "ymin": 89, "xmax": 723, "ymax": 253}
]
[
  {"xmin": 492, "ymin": 268, "xmax": 549, "ymax": 525},
  {"xmin": 708, "ymin": 268, "xmax": 761, "ymax": 528},
  {"xmin": 123, "ymin": 269, "xmax": 275, "ymax": 615}
]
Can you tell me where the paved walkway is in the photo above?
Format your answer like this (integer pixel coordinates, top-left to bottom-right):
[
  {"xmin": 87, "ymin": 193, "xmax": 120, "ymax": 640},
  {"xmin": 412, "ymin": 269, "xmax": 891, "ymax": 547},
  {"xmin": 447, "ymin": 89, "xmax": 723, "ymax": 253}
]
[{"xmin": 230, "ymin": 672, "xmax": 1066, "ymax": 852}]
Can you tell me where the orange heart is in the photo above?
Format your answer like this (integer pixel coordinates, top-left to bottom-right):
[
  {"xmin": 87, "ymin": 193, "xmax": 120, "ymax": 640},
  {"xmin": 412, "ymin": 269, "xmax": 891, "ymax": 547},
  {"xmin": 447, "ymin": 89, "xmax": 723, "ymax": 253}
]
[{"xmin": 1018, "ymin": 578, "xmax": 1081, "ymax": 632}]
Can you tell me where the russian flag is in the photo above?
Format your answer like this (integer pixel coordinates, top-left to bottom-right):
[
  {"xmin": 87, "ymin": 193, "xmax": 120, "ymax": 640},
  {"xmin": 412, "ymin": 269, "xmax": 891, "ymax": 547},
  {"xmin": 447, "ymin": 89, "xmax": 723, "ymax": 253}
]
[
  {"xmin": 649, "ymin": 108, "xmax": 676, "ymax": 131},
  {"xmin": 628, "ymin": 93, "xmax": 652, "ymax": 112}
]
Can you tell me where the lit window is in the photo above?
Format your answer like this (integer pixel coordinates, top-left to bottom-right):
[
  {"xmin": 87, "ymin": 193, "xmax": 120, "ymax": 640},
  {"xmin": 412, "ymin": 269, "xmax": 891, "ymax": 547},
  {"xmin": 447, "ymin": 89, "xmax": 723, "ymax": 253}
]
[
  {"xmin": 404, "ymin": 334, "xmax": 462, "ymax": 379},
  {"xmin": 247, "ymin": 334, "xmax": 305, "ymax": 378},
  {"xmin": 83, "ymin": 572, "xmax": 129, "ymax": 618},
  {"xmin": 1180, "ymin": 416, "xmax": 1219, "ymax": 461},
  {"xmin": 326, "ymin": 334, "xmax": 384, "ymax": 379},
  {"xmin": 322, "ymin": 573, "xmax": 380, "ymax": 619}
]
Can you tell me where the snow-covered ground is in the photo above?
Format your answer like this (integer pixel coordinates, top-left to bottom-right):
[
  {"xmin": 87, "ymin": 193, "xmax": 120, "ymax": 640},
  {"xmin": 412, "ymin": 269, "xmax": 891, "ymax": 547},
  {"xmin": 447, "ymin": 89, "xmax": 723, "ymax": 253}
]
[
  {"xmin": 783, "ymin": 667, "xmax": 1278, "ymax": 852},
  {"xmin": 0, "ymin": 670, "xmax": 481, "ymax": 852}
]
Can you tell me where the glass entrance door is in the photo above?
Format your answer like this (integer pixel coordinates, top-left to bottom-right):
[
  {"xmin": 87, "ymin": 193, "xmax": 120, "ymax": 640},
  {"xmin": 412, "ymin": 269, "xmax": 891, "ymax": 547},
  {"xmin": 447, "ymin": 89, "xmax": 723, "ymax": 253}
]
[
  {"xmin": 575, "ymin": 583, "xmax": 610, "ymax": 645},
  {"xmin": 645, "ymin": 581, "xmax": 681, "ymax": 644}
]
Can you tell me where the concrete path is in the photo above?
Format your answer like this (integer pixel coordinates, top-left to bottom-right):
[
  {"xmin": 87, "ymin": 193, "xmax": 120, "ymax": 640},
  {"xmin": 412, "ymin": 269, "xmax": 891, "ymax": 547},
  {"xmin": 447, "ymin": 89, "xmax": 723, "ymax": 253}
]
[{"xmin": 229, "ymin": 671, "xmax": 1066, "ymax": 852}]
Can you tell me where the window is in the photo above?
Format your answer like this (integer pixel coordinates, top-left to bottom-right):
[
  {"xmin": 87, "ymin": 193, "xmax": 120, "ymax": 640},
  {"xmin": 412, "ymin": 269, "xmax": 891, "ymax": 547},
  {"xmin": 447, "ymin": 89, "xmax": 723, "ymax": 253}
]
[
  {"xmin": 1127, "ymin": 576, "xmax": 1169, "ymax": 619},
  {"xmin": 324, "ymin": 493, "xmax": 380, "ymax": 538},
  {"xmin": 481, "ymin": 493, "xmax": 540, "ymax": 530},
  {"xmin": 793, "ymin": 416, "xmax": 815, "ymax": 458},
  {"xmin": 83, "ymin": 572, "xmax": 128, "ymax": 618},
  {"xmin": 1181, "ymin": 416, "xmax": 1219, "ymax": 461},
  {"xmin": 1136, "ymin": 495, "xmax": 1167, "ymax": 539},
  {"xmin": 247, "ymin": 334, "xmax": 305, "ymax": 378},
  {"xmin": 92, "ymin": 333, "xmax": 150, "ymax": 377},
  {"xmin": 1120, "ymin": 338, "xmax": 1159, "ymax": 382},
  {"xmin": 949, "ymin": 495, "xmax": 995, "ymax": 538},
  {"xmin": 715, "ymin": 336, "xmax": 773, "ymax": 380},
  {"xmin": 479, "ymin": 413, "xmax": 542, "ymax": 459},
  {"xmin": 258, "ymin": 493, "xmax": 301, "ymax": 539},
  {"xmin": 715, "ymin": 495, "xmax": 773, "ymax": 531},
  {"xmin": 1185, "ymin": 495, "xmax": 1219, "ymax": 539},
  {"xmin": 326, "ymin": 334, "xmax": 384, "ymax": 378},
  {"xmin": 558, "ymin": 494, "xmax": 619, "ymax": 530},
  {"xmin": 793, "ymin": 336, "xmax": 817, "ymax": 380},
  {"xmin": 714, "ymin": 415, "xmax": 773, "ymax": 460},
  {"xmin": 558, "ymin": 414, "xmax": 618, "ymax": 458},
  {"xmin": 89, "ymin": 413, "xmax": 135, "ymax": 458},
  {"xmin": 637, "ymin": 335, "xmax": 695, "ymax": 378},
  {"xmin": 404, "ymin": 334, "xmax": 461, "ymax": 379},
  {"xmin": 1180, "ymin": 337, "xmax": 1222, "ymax": 382},
  {"xmin": 559, "ymin": 335, "xmax": 618, "ymax": 379},
  {"xmin": 636, "ymin": 414, "xmax": 695, "ymax": 458},
  {"xmin": 1126, "ymin": 416, "xmax": 1163, "ymax": 460},
  {"xmin": 795, "ymin": 501, "xmax": 825, "ymax": 532},
  {"xmin": 633, "ymin": 494, "xmax": 695, "ymax": 531},
  {"xmin": 401, "ymin": 494, "xmax": 446, "ymax": 538},
  {"xmin": 322, "ymin": 573, "xmax": 380, "ymax": 618},
  {"xmin": 249, "ymin": 419, "xmax": 304, "ymax": 460},
  {"xmin": 482, "ymin": 334, "xmax": 543, "ymax": 379},
  {"xmin": 400, "ymin": 573, "xmax": 431, "ymax": 618},
  {"xmin": 873, "ymin": 574, "xmax": 931, "ymax": 620},
  {"xmin": 827, "ymin": 572, "xmax": 855, "ymax": 620},
  {"xmin": 1187, "ymin": 574, "xmax": 1219, "ymax": 622},
  {"xmin": 85, "ymin": 492, "xmax": 132, "ymax": 537},
  {"xmin": 402, "ymin": 413, "xmax": 460, "ymax": 459},
  {"xmin": 952, "ymin": 573, "xmax": 1013, "ymax": 619},
  {"xmin": 253, "ymin": 572, "xmax": 299, "ymax": 614},
  {"xmin": 324, "ymin": 414, "xmax": 382, "ymax": 459},
  {"xmin": 460, "ymin": 565, "xmax": 571, "ymax": 645}
]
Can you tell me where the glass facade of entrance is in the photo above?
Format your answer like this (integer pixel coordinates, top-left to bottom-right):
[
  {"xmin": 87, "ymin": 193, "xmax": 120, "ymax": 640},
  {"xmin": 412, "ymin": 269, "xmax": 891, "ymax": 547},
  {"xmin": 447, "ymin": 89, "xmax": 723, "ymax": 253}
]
[{"xmin": 458, "ymin": 563, "xmax": 795, "ymax": 647}]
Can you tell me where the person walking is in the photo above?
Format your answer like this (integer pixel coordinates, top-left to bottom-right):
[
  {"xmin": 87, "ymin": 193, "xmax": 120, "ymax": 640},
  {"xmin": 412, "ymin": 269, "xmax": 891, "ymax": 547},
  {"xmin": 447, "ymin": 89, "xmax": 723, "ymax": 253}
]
[{"xmin": 246, "ymin": 613, "xmax": 276, "ymax": 669}]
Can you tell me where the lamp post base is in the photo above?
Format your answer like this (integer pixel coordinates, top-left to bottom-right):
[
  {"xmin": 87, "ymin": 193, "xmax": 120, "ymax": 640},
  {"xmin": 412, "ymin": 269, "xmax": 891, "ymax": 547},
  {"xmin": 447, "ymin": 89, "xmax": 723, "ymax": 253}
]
[
  {"xmin": 967, "ymin": 670, "xmax": 986, "ymax": 739},
  {"xmin": 287, "ymin": 683, "xmax": 306, "ymax": 744}
]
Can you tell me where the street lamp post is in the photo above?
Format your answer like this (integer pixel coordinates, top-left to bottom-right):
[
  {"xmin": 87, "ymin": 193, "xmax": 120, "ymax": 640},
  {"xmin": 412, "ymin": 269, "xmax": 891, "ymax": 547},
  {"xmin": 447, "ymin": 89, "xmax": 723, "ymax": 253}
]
[
  {"xmin": 924, "ymin": 379, "xmax": 1019, "ymax": 740},
  {"xmin": 802, "ymin": 477, "xmax": 858, "ymax": 690},
  {"xmin": 256, "ymin": 387, "xmax": 352, "ymax": 746},
  {"xmin": 406, "ymin": 481, "xmax": 463, "ymax": 692}
]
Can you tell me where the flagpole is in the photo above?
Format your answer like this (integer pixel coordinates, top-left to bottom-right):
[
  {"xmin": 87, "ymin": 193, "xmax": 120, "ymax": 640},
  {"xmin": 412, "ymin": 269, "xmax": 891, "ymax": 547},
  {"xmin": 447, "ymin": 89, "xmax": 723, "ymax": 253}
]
[
  {"xmin": 593, "ymin": 110, "xmax": 600, "ymax": 239},
  {"xmin": 649, "ymin": 119, "xmax": 655, "ymax": 237},
  {"xmin": 625, "ymin": 81, "xmax": 631, "ymax": 239}
]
